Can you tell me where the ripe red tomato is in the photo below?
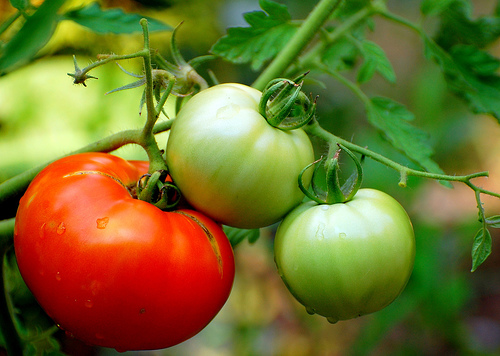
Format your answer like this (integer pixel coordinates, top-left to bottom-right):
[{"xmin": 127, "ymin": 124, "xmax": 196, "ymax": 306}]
[{"xmin": 14, "ymin": 152, "xmax": 235, "ymax": 351}]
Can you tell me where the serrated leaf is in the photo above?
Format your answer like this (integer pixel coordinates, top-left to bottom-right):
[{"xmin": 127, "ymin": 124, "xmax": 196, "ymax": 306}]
[
  {"xmin": 357, "ymin": 40, "xmax": 396, "ymax": 84},
  {"xmin": 420, "ymin": 0, "xmax": 455, "ymax": 16},
  {"xmin": 223, "ymin": 226, "xmax": 260, "ymax": 247},
  {"xmin": 486, "ymin": 215, "xmax": 500, "ymax": 228},
  {"xmin": 210, "ymin": 0, "xmax": 297, "ymax": 71},
  {"xmin": 0, "ymin": 0, "xmax": 66, "ymax": 75},
  {"xmin": 61, "ymin": 2, "xmax": 172, "ymax": 34},
  {"xmin": 471, "ymin": 227, "xmax": 492, "ymax": 272},
  {"xmin": 367, "ymin": 97, "xmax": 448, "ymax": 180},
  {"xmin": 434, "ymin": 0, "xmax": 500, "ymax": 50},
  {"xmin": 424, "ymin": 37, "xmax": 500, "ymax": 123}
]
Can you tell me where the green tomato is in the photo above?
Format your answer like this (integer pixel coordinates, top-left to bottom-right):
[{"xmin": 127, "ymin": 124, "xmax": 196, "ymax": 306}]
[
  {"xmin": 274, "ymin": 188, "xmax": 415, "ymax": 323},
  {"xmin": 166, "ymin": 83, "xmax": 314, "ymax": 229}
]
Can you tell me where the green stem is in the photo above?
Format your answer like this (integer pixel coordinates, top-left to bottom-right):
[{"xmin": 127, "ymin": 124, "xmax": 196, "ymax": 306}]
[
  {"xmin": 296, "ymin": 5, "xmax": 375, "ymax": 71},
  {"xmin": 138, "ymin": 19, "xmax": 169, "ymax": 173},
  {"xmin": 252, "ymin": 0, "xmax": 343, "ymax": 91},
  {"xmin": 0, "ymin": 120, "xmax": 173, "ymax": 206},
  {"xmin": 0, "ymin": 10, "xmax": 22, "ymax": 36},
  {"xmin": 304, "ymin": 120, "xmax": 500, "ymax": 199}
]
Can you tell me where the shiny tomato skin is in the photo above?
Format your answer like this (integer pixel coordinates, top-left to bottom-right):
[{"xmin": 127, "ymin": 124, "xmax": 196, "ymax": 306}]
[
  {"xmin": 274, "ymin": 189, "xmax": 415, "ymax": 323},
  {"xmin": 166, "ymin": 83, "xmax": 315, "ymax": 229},
  {"xmin": 14, "ymin": 152, "xmax": 235, "ymax": 351}
]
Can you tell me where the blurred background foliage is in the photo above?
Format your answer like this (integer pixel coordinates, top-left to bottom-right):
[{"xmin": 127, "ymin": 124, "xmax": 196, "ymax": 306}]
[{"xmin": 1, "ymin": 0, "xmax": 500, "ymax": 355}]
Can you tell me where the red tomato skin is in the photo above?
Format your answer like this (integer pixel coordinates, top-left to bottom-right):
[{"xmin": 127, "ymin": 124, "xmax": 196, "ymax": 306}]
[{"xmin": 14, "ymin": 153, "xmax": 235, "ymax": 351}]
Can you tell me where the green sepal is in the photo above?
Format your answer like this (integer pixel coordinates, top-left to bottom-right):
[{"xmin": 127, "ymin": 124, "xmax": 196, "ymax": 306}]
[
  {"xmin": 337, "ymin": 144, "xmax": 364, "ymax": 201},
  {"xmin": 298, "ymin": 157, "xmax": 328, "ymax": 205},
  {"xmin": 325, "ymin": 148, "xmax": 346, "ymax": 204},
  {"xmin": 137, "ymin": 170, "xmax": 181, "ymax": 211},
  {"xmin": 259, "ymin": 75, "xmax": 316, "ymax": 131}
]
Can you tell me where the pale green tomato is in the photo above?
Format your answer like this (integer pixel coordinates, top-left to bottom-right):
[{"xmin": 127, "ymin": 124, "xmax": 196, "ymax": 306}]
[
  {"xmin": 166, "ymin": 83, "xmax": 314, "ymax": 229},
  {"xmin": 274, "ymin": 188, "xmax": 415, "ymax": 323}
]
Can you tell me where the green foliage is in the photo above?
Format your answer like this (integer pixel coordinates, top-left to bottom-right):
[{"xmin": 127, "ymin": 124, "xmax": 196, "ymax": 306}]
[
  {"xmin": 471, "ymin": 227, "xmax": 492, "ymax": 272},
  {"xmin": 0, "ymin": 0, "xmax": 66, "ymax": 75},
  {"xmin": 61, "ymin": 3, "xmax": 173, "ymax": 34},
  {"xmin": 367, "ymin": 97, "xmax": 446, "ymax": 176},
  {"xmin": 210, "ymin": 0, "xmax": 297, "ymax": 70},
  {"xmin": 8, "ymin": 0, "xmax": 29, "ymax": 12},
  {"xmin": 223, "ymin": 226, "xmax": 261, "ymax": 247},
  {"xmin": 0, "ymin": 1, "xmax": 172, "ymax": 75},
  {"xmin": 357, "ymin": 40, "xmax": 396, "ymax": 84},
  {"xmin": 432, "ymin": 0, "xmax": 500, "ymax": 50}
]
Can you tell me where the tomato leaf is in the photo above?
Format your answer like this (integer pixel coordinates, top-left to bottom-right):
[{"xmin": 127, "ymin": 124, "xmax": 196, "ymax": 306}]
[
  {"xmin": 366, "ymin": 97, "xmax": 449, "ymax": 182},
  {"xmin": 357, "ymin": 40, "xmax": 396, "ymax": 84},
  {"xmin": 0, "ymin": 0, "xmax": 66, "ymax": 75},
  {"xmin": 223, "ymin": 226, "xmax": 260, "ymax": 247},
  {"xmin": 321, "ymin": 37, "xmax": 359, "ymax": 72},
  {"xmin": 486, "ymin": 215, "xmax": 500, "ymax": 228},
  {"xmin": 432, "ymin": 0, "xmax": 500, "ymax": 51},
  {"xmin": 210, "ymin": 0, "xmax": 297, "ymax": 71},
  {"xmin": 424, "ymin": 38, "xmax": 500, "ymax": 123},
  {"xmin": 471, "ymin": 227, "xmax": 492, "ymax": 272},
  {"xmin": 61, "ymin": 3, "xmax": 172, "ymax": 34}
]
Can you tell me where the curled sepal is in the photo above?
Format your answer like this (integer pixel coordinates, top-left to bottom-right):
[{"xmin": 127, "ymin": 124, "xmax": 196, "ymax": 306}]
[
  {"xmin": 153, "ymin": 182, "xmax": 182, "ymax": 210},
  {"xmin": 324, "ymin": 144, "xmax": 364, "ymax": 204},
  {"xmin": 259, "ymin": 74, "xmax": 316, "ymax": 131},
  {"xmin": 298, "ymin": 157, "xmax": 328, "ymax": 205},
  {"xmin": 137, "ymin": 170, "xmax": 181, "ymax": 211},
  {"xmin": 337, "ymin": 144, "xmax": 363, "ymax": 201}
]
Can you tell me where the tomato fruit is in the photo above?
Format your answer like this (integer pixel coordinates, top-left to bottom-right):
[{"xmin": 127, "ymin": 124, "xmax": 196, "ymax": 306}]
[
  {"xmin": 274, "ymin": 188, "xmax": 415, "ymax": 323},
  {"xmin": 14, "ymin": 152, "xmax": 235, "ymax": 351},
  {"xmin": 166, "ymin": 83, "xmax": 315, "ymax": 229}
]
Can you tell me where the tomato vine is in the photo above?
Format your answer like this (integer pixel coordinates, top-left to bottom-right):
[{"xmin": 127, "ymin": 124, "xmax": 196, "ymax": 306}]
[{"xmin": 0, "ymin": 0, "xmax": 500, "ymax": 353}]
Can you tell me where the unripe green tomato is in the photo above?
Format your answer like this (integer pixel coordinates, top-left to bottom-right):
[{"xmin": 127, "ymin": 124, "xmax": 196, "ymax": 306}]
[
  {"xmin": 166, "ymin": 83, "xmax": 314, "ymax": 229},
  {"xmin": 274, "ymin": 188, "xmax": 415, "ymax": 323}
]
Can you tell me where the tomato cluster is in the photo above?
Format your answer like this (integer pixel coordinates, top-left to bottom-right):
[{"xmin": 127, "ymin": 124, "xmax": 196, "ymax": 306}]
[{"xmin": 14, "ymin": 83, "xmax": 415, "ymax": 351}]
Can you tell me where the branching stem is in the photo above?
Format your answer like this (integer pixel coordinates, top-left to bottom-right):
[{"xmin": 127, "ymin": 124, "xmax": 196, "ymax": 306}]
[
  {"xmin": 304, "ymin": 120, "xmax": 499, "ymax": 200},
  {"xmin": 252, "ymin": 0, "xmax": 344, "ymax": 90}
]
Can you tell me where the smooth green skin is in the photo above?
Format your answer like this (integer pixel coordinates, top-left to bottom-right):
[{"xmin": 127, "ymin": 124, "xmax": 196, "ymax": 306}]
[
  {"xmin": 166, "ymin": 83, "xmax": 315, "ymax": 229},
  {"xmin": 274, "ymin": 189, "xmax": 415, "ymax": 323}
]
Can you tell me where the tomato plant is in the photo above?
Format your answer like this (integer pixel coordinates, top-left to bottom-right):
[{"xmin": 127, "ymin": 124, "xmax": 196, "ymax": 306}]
[
  {"xmin": 14, "ymin": 152, "xmax": 235, "ymax": 351},
  {"xmin": 0, "ymin": 0, "xmax": 500, "ymax": 354},
  {"xmin": 166, "ymin": 83, "xmax": 315, "ymax": 229},
  {"xmin": 274, "ymin": 189, "xmax": 415, "ymax": 323}
]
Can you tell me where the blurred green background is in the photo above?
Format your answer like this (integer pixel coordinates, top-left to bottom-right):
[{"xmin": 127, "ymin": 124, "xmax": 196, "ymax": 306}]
[{"xmin": 1, "ymin": 0, "xmax": 500, "ymax": 355}]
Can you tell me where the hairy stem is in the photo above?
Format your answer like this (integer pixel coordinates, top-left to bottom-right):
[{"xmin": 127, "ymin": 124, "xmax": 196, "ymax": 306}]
[
  {"xmin": 138, "ymin": 19, "xmax": 169, "ymax": 173},
  {"xmin": 252, "ymin": 0, "xmax": 343, "ymax": 91},
  {"xmin": 0, "ymin": 120, "xmax": 173, "ymax": 205},
  {"xmin": 304, "ymin": 120, "xmax": 499, "ymax": 199}
]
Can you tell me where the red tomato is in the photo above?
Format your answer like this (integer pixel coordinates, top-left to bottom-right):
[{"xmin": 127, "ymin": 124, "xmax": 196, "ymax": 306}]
[{"xmin": 14, "ymin": 152, "xmax": 235, "ymax": 351}]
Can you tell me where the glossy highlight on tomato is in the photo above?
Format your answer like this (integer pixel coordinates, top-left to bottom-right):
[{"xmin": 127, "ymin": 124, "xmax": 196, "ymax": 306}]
[
  {"xmin": 166, "ymin": 83, "xmax": 315, "ymax": 229},
  {"xmin": 274, "ymin": 188, "xmax": 415, "ymax": 323},
  {"xmin": 14, "ymin": 152, "xmax": 235, "ymax": 351}
]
